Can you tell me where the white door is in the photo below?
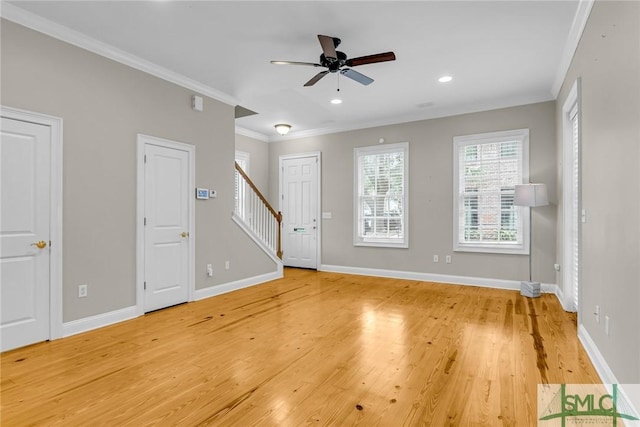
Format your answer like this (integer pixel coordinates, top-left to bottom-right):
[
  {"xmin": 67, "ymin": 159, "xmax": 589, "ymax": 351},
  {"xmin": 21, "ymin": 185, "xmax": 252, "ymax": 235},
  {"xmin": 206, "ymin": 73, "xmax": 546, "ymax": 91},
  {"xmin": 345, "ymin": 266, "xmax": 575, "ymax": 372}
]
[
  {"xmin": 281, "ymin": 155, "xmax": 318, "ymax": 269},
  {"xmin": 143, "ymin": 142, "xmax": 191, "ymax": 312},
  {"xmin": 1, "ymin": 117, "xmax": 51, "ymax": 351}
]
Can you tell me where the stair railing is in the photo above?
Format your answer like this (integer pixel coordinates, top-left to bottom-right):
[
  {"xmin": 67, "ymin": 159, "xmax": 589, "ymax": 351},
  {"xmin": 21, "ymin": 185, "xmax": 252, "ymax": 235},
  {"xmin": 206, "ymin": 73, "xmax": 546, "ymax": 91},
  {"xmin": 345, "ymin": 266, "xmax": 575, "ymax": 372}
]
[{"xmin": 234, "ymin": 162, "xmax": 282, "ymax": 259}]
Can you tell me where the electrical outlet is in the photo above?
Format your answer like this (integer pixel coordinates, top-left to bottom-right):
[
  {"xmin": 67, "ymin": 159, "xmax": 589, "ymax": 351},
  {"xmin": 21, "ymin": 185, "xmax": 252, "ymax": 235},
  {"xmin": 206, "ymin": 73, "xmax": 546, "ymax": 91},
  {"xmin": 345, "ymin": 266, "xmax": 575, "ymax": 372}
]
[
  {"xmin": 554, "ymin": 263, "xmax": 561, "ymax": 272},
  {"xmin": 225, "ymin": 261, "xmax": 230, "ymax": 270},
  {"xmin": 605, "ymin": 316, "xmax": 610, "ymax": 336},
  {"xmin": 595, "ymin": 305, "xmax": 600, "ymax": 323},
  {"xmin": 445, "ymin": 255, "xmax": 452, "ymax": 264},
  {"xmin": 78, "ymin": 284, "xmax": 88, "ymax": 298},
  {"xmin": 207, "ymin": 264, "xmax": 213, "ymax": 277},
  {"xmin": 433, "ymin": 255, "xmax": 439, "ymax": 263}
]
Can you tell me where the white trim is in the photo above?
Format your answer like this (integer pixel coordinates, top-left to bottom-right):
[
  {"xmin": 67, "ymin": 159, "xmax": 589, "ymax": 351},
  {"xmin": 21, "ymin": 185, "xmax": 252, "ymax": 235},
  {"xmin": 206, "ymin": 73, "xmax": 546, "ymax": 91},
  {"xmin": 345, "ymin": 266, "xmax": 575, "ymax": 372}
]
[
  {"xmin": 279, "ymin": 152, "xmax": 322, "ymax": 269},
  {"xmin": 551, "ymin": 0, "xmax": 595, "ymax": 96},
  {"xmin": 578, "ymin": 325, "xmax": 640, "ymax": 420},
  {"xmin": 561, "ymin": 79, "xmax": 581, "ymax": 314},
  {"xmin": 232, "ymin": 212, "xmax": 284, "ymax": 266},
  {"xmin": 266, "ymin": 95, "xmax": 554, "ymax": 143},
  {"xmin": 235, "ymin": 126, "xmax": 269, "ymax": 143},
  {"xmin": 578, "ymin": 324, "xmax": 619, "ymax": 384},
  {"xmin": 64, "ymin": 272, "xmax": 283, "ymax": 337},
  {"xmin": 1, "ymin": 106, "xmax": 64, "ymax": 341},
  {"xmin": 136, "ymin": 134, "xmax": 196, "ymax": 316},
  {"xmin": 319, "ymin": 264, "xmax": 556, "ymax": 294},
  {"xmin": 62, "ymin": 306, "xmax": 138, "ymax": 338},
  {"xmin": 453, "ymin": 128, "xmax": 530, "ymax": 255},
  {"xmin": 0, "ymin": 3, "xmax": 237, "ymax": 107},
  {"xmin": 194, "ymin": 270, "xmax": 283, "ymax": 301}
]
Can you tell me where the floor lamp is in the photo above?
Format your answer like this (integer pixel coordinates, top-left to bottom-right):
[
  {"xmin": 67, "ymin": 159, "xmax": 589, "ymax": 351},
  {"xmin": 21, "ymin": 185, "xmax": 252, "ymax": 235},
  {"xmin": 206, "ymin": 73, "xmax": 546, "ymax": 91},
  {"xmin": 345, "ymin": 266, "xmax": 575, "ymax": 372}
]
[{"xmin": 514, "ymin": 183, "xmax": 549, "ymax": 297}]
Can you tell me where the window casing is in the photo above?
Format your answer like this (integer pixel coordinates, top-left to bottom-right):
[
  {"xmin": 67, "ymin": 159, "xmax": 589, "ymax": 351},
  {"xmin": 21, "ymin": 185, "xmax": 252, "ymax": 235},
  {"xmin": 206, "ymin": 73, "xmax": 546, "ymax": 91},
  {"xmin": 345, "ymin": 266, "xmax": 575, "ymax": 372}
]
[
  {"xmin": 453, "ymin": 129, "xmax": 529, "ymax": 254},
  {"xmin": 354, "ymin": 142, "xmax": 409, "ymax": 248}
]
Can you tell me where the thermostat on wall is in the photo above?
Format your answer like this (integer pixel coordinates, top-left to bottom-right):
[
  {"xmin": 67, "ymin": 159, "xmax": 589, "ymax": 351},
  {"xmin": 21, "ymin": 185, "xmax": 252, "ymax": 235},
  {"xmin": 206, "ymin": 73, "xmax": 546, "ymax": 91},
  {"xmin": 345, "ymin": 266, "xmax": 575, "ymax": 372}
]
[{"xmin": 196, "ymin": 188, "xmax": 209, "ymax": 200}]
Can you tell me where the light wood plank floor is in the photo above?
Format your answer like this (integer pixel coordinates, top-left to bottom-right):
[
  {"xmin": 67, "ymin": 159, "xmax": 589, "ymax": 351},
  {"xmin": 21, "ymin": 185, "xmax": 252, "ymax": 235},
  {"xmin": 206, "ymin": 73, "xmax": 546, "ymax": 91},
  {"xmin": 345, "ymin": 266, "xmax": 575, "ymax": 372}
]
[{"xmin": 1, "ymin": 269, "xmax": 600, "ymax": 426}]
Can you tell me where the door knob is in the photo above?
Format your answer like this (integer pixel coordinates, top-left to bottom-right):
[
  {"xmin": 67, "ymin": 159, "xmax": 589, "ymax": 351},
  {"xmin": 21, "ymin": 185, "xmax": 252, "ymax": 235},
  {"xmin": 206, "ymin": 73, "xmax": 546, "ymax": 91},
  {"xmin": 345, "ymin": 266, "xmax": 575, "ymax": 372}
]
[
  {"xmin": 31, "ymin": 241, "xmax": 47, "ymax": 249},
  {"xmin": 181, "ymin": 232, "xmax": 189, "ymax": 238}
]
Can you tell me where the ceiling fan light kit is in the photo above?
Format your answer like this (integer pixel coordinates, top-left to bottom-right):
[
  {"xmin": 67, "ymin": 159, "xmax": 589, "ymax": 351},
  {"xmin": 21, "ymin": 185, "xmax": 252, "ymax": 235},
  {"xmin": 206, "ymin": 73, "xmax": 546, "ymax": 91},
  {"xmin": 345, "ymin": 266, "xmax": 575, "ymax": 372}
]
[{"xmin": 271, "ymin": 34, "xmax": 396, "ymax": 87}]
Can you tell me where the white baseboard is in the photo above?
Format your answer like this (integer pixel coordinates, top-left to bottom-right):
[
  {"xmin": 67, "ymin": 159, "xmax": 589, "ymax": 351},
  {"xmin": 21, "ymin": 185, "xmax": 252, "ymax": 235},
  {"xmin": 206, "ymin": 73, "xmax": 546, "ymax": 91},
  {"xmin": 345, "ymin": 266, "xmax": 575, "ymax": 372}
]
[
  {"xmin": 319, "ymin": 264, "xmax": 556, "ymax": 294},
  {"xmin": 578, "ymin": 324, "xmax": 618, "ymax": 384},
  {"xmin": 63, "ymin": 306, "xmax": 138, "ymax": 338},
  {"xmin": 194, "ymin": 269, "xmax": 283, "ymax": 301},
  {"xmin": 578, "ymin": 324, "xmax": 640, "ymax": 419},
  {"xmin": 60, "ymin": 270, "xmax": 283, "ymax": 339}
]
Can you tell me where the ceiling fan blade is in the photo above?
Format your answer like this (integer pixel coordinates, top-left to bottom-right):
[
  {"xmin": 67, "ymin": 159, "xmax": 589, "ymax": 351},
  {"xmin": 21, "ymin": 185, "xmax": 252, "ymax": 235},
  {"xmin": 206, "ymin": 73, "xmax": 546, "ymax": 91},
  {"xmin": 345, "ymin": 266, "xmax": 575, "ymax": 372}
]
[
  {"xmin": 271, "ymin": 60, "xmax": 322, "ymax": 67},
  {"xmin": 341, "ymin": 68, "xmax": 374, "ymax": 85},
  {"xmin": 304, "ymin": 70, "xmax": 330, "ymax": 87},
  {"xmin": 345, "ymin": 51, "xmax": 396, "ymax": 67},
  {"xmin": 318, "ymin": 35, "xmax": 337, "ymax": 60}
]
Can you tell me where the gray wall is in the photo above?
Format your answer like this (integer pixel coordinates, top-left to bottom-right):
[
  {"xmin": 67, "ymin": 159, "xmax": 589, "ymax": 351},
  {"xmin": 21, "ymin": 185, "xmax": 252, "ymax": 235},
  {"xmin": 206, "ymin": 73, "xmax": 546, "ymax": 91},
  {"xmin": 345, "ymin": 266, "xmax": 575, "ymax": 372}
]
[
  {"xmin": 235, "ymin": 133, "xmax": 269, "ymax": 194},
  {"xmin": 556, "ymin": 1, "xmax": 640, "ymax": 383},
  {"xmin": 1, "ymin": 20, "xmax": 276, "ymax": 322},
  {"xmin": 269, "ymin": 101, "xmax": 557, "ymax": 283}
]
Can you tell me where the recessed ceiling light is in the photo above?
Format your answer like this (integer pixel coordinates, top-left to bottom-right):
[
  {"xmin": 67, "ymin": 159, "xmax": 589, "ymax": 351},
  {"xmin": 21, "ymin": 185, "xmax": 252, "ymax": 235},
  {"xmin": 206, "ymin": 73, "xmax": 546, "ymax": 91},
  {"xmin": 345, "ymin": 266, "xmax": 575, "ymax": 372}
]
[
  {"xmin": 331, "ymin": 98, "xmax": 343, "ymax": 105},
  {"xmin": 438, "ymin": 75, "xmax": 453, "ymax": 83}
]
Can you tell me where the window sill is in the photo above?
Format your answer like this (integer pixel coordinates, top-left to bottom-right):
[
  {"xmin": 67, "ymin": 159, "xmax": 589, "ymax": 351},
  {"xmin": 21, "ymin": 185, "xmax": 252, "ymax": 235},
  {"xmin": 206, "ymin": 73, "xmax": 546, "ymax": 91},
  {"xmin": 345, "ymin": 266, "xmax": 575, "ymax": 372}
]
[
  {"xmin": 354, "ymin": 240, "xmax": 409, "ymax": 249},
  {"xmin": 454, "ymin": 243, "xmax": 528, "ymax": 255}
]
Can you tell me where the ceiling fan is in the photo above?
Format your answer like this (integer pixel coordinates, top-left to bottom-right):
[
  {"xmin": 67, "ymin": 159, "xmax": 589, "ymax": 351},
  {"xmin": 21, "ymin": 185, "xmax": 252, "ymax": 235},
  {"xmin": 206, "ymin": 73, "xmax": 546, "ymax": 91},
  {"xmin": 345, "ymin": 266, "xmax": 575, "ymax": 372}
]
[{"xmin": 271, "ymin": 35, "xmax": 396, "ymax": 87}]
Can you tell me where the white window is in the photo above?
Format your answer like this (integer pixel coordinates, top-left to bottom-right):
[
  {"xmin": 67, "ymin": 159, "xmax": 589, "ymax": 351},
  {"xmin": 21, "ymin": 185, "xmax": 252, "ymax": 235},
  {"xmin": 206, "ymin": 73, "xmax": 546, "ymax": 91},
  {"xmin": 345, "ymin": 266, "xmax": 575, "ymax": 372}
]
[
  {"xmin": 354, "ymin": 142, "xmax": 409, "ymax": 248},
  {"xmin": 453, "ymin": 129, "xmax": 529, "ymax": 254},
  {"xmin": 562, "ymin": 80, "xmax": 580, "ymax": 312},
  {"xmin": 234, "ymin": 151, "xmax": 250, "ymax": 220}
]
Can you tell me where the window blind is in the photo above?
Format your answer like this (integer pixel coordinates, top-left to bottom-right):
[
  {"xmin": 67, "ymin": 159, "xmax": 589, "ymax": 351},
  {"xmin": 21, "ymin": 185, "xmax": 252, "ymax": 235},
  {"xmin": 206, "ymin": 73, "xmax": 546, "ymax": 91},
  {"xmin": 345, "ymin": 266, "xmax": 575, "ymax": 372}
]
[
  {"xmin": 570, "ymin": 103, "xmax": 580, "ymax": 311},
  {"xmin": 354, "ymin": 143, "xmax": 408, "ymax": 247},
  {"xmin": 458, "ymin": 140, "xmax": 523, "ymax": 246}
]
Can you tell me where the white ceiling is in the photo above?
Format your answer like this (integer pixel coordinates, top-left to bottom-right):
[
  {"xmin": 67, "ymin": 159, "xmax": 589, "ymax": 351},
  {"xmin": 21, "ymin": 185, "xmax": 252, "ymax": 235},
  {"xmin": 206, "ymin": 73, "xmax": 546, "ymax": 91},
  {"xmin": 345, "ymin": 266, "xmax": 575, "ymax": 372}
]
[{"xmin": 5, "ymin": 1, "xmax": 581, "ymax": 141}]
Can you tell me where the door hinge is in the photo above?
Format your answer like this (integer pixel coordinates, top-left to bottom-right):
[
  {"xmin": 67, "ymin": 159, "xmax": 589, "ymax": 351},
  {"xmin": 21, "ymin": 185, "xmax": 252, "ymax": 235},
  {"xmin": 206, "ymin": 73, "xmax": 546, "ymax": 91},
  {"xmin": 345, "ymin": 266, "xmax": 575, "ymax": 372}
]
[
  {"xmin": 144, "ymin": 281, "xmax": 146, "ymax": 290},
  {"xmin": 144, "ymin": 217, "xmax": 147, "ymax": 226},
  {"xmin": 282, "ymin": 194, "xmax": 284, "ymax": 200},
  {"xmin": 144, "ymin": 154, "xmax": 147, "ymax": 163},
  {"xmin": 49, "ymin": 240, "xmax": 52, "ymax": 248}
]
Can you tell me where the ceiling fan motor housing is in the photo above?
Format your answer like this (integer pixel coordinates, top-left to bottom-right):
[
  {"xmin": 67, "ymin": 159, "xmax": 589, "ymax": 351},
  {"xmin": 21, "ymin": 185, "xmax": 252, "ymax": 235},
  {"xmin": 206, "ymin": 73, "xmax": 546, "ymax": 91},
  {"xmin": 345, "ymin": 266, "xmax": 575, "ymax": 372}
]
[{"xmin": 320, "ymin": 51, "xmax": 347, "ymax": 72}]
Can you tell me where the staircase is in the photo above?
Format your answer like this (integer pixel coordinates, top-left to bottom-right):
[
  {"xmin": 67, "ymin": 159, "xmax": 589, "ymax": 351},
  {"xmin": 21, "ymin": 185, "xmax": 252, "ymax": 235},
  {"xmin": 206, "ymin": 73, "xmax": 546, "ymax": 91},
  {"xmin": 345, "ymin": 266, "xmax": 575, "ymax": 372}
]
[{"xmin": 232, "ymin": 162, "xmax": 283, "ymax": 264}]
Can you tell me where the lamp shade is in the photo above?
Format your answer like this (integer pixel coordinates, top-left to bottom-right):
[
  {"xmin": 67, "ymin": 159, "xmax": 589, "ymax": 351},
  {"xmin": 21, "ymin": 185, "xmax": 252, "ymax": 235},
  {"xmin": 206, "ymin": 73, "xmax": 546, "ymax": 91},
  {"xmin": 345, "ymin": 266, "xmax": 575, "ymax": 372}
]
[{"xmin": 514, "ymin": 183, "xmax": 549, "ymax": 207}]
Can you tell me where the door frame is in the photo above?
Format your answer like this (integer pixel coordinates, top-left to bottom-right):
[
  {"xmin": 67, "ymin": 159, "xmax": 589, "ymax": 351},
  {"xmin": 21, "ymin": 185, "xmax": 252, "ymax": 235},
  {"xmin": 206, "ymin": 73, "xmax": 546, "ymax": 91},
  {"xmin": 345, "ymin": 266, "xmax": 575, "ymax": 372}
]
[
  {"xmin": 278, "ymin": 151, "xmax": 322, "ymax": 269},
  {"xmin": 136, "ymin": 134, "xmax": 195, "ymax": 315},
  {"xmin": 1, "ymin": 106, "xmax": 64, "ymax": 341}
]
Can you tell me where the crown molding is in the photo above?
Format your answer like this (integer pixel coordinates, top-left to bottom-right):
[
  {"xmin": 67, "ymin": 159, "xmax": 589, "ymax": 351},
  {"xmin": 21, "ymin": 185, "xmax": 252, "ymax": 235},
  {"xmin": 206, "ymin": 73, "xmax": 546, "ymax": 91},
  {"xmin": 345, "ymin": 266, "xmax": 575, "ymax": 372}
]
[
  {"xmin": 234, "ymin": 126, "xmax": 269, "ymax": 142},
  {"xmin": 0, "ymin": 3, "xmax": 238, "ymax": 107},
  {"xmin": 551, "ymin": 0, "xmax": 595, "ymax": 97},
  {"xmin": 267, "ymin": 92, "xmax": 554, "ymax": 143}
]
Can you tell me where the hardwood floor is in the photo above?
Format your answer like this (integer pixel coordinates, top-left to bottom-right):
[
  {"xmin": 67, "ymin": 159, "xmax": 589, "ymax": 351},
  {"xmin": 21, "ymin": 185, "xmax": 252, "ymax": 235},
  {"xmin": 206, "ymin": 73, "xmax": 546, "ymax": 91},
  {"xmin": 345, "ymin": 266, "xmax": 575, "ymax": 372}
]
[{"xmin": 1, "ymin": 269, "xmax": 600, "ymax": 426}]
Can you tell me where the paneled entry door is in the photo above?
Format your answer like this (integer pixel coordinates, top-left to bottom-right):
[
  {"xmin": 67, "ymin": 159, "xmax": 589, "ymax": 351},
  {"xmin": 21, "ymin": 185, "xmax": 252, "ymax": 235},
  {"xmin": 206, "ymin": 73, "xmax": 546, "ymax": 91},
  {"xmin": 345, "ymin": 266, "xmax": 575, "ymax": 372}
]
[
  {"xmin": 139, "ymin": 135, "xmax": 194, "ymax": 313},
  {"xmin": 280, "ymin": 154, "xmax": 320, "ymax": 269},
  {"xmin": 1, "ymin": 116, "xmax": 52, "ymax": 351}
]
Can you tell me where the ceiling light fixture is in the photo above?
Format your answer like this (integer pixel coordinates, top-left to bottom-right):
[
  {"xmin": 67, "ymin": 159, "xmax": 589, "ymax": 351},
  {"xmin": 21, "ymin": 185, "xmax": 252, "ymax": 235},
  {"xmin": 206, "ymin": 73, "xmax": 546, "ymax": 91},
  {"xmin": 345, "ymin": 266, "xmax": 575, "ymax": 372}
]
[
  {"xmin": 438, "ymin": 75, "xmax": 453, "ymax": 83},
  {"xmin": 331, "ymin": 98, "xmax": 342, "ymax": 105},
  {"xmin": 274, "ymin": 124, "xmax": 291, "ymax": 135}
]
